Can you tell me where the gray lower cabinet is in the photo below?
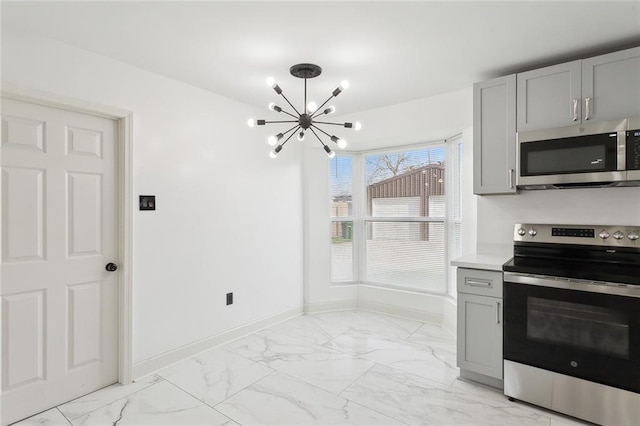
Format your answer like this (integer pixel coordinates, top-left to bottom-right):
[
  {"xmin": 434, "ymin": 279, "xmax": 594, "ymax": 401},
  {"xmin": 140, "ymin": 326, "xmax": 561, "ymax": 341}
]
[
  {"xmin": 473, "ymin": 75, "xmax": 516, "ymax": 195},
  {"xmin": 457, "ymin": 268, "xmax": 503, "ymax": 388}
]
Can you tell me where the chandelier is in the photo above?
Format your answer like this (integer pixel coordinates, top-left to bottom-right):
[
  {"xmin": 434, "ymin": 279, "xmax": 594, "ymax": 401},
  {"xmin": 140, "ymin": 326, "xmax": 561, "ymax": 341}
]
[{"xmin": 247, "ymin": 63, "xmax": 361, "ymax": 159}]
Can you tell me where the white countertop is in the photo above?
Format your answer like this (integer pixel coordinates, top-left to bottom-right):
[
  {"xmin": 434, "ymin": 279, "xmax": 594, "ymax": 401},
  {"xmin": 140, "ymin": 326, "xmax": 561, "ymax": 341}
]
[{"xmin": 450, "ymin": 253, "xmax": 512, "ymax": 271}]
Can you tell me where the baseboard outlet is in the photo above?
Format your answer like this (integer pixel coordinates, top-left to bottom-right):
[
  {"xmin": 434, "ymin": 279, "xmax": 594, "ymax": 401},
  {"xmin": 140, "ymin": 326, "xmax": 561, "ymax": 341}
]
[
  {"xmin": 303, "ymin": 299, "xmax": 358, "ymax": 314},
  {"xmin": 132, "ymin": 305, "xmax": 303, "ymax": 380}
]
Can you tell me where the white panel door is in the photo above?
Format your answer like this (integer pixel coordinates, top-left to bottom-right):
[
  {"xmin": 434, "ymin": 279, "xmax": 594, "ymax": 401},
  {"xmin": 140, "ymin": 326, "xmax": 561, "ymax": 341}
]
[{"xmin": 1, "ymin": 98, "xmax": 118, "ymax": 425}]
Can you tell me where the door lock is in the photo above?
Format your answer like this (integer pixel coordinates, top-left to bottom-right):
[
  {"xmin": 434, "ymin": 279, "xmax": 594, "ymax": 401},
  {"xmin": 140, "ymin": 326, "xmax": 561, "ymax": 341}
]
[{"xmin": 105, "ymin": 263, "xmax": 118, "ymax": 272}]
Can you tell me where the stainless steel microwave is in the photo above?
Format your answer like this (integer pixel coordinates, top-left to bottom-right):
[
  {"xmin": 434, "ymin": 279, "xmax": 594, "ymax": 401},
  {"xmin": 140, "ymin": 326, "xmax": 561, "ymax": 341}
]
[{"xmin": 516, "ymin": 117, "xmax": 640, "ymax": 189}]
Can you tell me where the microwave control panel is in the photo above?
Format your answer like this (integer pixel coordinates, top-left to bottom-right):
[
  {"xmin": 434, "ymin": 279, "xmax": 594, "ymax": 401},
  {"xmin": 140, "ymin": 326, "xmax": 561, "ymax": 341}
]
[{"xmin": 628, "ymin": 129, "xmax": 640, "ymax": 170}]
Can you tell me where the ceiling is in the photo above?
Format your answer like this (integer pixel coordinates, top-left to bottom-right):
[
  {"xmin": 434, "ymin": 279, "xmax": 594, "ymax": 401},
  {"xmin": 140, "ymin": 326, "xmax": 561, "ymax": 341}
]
[{"xmin": 2, "ymin": 1, "xmax": 640, "ymax": 115}]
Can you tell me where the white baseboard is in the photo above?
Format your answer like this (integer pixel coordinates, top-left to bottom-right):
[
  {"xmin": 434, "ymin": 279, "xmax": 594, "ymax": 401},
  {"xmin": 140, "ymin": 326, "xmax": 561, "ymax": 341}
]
[
  {"xmin": 132, "ymin": 305, "xmax": 303, "ymax": 380},
  {"xmin": 305, "ymin": 286, "xmax": 457, "ymax": 327},
  {"xmin": 303, "ymin": 299, "xmax": 358, "ymax": 314},
  {"xmin": 357, "ymin": 299, "xmax": 442, "ymax": 324},
  {"xmin": 441, "ymin": 297, "xmax": 457, "ymax": 335},
  {"xmin": 357, "ymin": 284, "xmax": 452, "ymax": 325}
]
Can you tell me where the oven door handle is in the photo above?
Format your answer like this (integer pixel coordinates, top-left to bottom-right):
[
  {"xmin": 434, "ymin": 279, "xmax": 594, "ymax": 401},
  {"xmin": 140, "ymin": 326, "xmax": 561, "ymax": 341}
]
[{"xmin": 503, "ymin": 272, "xmax": 640, "ymax": 298}]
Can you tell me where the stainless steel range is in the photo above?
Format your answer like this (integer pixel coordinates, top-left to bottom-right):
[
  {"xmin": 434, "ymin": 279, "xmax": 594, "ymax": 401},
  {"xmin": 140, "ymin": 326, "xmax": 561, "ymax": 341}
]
[{"xmin": 502, "ymin": 223, "xmax": 640, "ymax": 426}]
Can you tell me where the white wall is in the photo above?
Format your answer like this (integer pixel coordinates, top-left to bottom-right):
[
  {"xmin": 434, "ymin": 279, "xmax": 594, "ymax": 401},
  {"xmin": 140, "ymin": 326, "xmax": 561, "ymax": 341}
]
[
  {"xmin": 477, "ymin": 187, "xmax": 640, "ymax": 254},
  {"xmin": 1, "ymin": 29, "xmax": 304, "ymax": 369},
  {"xmin": 303, "ymin": 88, "xmax": 475, "ymax": 322},
  {"xmin": 334, "ymin": 88, "xmax": 473, "ymax": 151},
  {"xmin": 460, "ymin": 128, "xmax": 477, "ymax": 259}
]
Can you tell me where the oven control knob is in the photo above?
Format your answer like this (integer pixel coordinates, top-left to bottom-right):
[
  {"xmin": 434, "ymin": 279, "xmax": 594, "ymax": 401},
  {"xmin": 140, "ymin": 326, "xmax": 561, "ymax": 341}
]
[
  {"xmin": 528, "ymin": 228, "xmax": 537, "ymax": 237},
  {"xmin": 517, "ymin": 227, "xmax": 526, "ymax": 236},
  {"xmin": 628, "ymin": 231, "xmax": 639, "ymax": 241},
  {"xmin": 598, "ymin": 230, "xmax": 610, "ymax": 240},
  {"xmin": 613, "ymin": 231, "xmax": 624, "ymax": 240}
]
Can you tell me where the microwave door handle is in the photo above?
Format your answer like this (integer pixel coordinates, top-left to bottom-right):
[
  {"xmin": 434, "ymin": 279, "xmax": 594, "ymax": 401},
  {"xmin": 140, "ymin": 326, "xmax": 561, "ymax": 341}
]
[
  {"xmin": 584, "ymin": 97, "xmax": 591, "ymax": 120},
  {"xmin": 572, "ymin": 98, "xmax": 579, "ymax": 121}
]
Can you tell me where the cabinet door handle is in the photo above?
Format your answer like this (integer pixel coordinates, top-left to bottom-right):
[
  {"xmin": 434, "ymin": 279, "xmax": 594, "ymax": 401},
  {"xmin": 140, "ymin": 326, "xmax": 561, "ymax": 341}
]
[
  {"xmin": 466, "ymin": 279, "xmax": 492, "ymax": 287},
  {"xmin": 496, "ymin": 301, "xmax": 501, "ymax": 324},
  {"xmin": 584, "ymin": 97, "xmax": 591, "ymax": 120},
  {"xmin": 509, "ymin": 169, "xmax": 514, "ymax": 189},
  {"xmin": 572, "ymin": 98, "xmax": 579, "ymax": 121}
]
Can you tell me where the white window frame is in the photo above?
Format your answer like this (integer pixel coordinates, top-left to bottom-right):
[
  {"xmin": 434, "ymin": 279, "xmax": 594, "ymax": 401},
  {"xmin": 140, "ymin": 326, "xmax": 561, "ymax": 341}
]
[
  {"xmin": 329, "ymin": 152, "xmax": 359, "ymax": 283},
  {"xmin": 446, "ymin": 135, "xmax": 464, "ymax": 297},
  {"xmin": 329, "ymin": 138, "xmax": 464, "ymax": 295}
]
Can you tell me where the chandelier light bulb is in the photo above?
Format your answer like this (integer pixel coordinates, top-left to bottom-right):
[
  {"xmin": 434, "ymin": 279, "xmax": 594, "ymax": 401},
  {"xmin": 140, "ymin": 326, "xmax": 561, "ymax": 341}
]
[
  {"xmin": 270, "ymin": 144, "xmax": 283, "ymax": 159},
  {"xmin": 340, "ymin": 80, "xmax": 350, "ymax": 90},
  {"xmin": 354, "ymin": 121, "xmax": 362, "ymax": 131},
  {"xmin": 337, "ymin": 139, "xmax": 347, "ymax": 149},
  {"xmin": 307, "ymin": 101, "xmax": 318, "ymax": 113},
  {"xmin": 266, "ymin": 77, "xmax": 276, "ymax": 87},
  {"xmin": 324, "ymin": 145, "xmax": 335, "ymax": 158},
  {"xmin": 268, "ymin": 132, "xmax": 284, "ymax": 146},
  {"xmin": 247, "ymin": 118, "xmax": 256, "ymax": 128},
  {"xmin": 297, "ymin": 131, "xmax": 305, "ymax": 141},
  {"xmin": 324, "ymin": 106, "xmax": 336, "ymax": 115},
  {"xmin": 268, "ymin": 102, "xmax": 276, "ymax": 111}
]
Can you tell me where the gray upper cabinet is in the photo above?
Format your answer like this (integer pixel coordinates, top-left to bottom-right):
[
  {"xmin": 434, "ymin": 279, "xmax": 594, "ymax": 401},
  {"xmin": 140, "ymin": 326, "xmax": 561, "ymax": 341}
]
[
  {"xmin": 582, "ymin": 47, "xmax": 640, "ymax": 122},
  {"xmin": 473, "ymin": 75, "xmax": 516, "ymax": 195},
  {"xmin": 517, "ymin": 47, "xmax": 640, "ymax": 131},
  {"xmin": 517, "ymin": 61, "xmax": 581, "ymax": 131}
]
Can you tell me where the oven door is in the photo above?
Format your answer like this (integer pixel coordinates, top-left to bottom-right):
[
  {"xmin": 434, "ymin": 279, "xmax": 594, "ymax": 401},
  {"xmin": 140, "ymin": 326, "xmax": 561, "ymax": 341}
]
[{"xmin": 504, "ymin": 274, "xmax": 640, "ymax": 394}]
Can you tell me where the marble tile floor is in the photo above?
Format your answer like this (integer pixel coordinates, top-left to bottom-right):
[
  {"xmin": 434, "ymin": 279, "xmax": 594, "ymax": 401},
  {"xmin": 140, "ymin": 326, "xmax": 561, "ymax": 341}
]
[{"xmin": 15, "ymin": 309, "xmax": 590, "ymax": 426}]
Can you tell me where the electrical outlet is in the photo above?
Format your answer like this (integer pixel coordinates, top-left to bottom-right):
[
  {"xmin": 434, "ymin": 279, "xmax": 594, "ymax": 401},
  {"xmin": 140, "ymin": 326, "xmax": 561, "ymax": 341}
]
[{"xmin": 226, "ymin": 292, "xmax": 233, "ymax": 305}]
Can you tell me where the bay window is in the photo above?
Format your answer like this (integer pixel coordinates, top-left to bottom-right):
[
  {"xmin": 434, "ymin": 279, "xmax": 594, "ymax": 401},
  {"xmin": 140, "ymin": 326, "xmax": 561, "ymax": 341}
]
[{"xmin": 330, "ymin": 138, "xmax": 463, "ymax": 294}]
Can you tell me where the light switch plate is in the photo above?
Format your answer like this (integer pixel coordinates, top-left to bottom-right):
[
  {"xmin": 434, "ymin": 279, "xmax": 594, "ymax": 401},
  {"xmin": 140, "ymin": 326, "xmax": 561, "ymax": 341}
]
[{"xmin": 139, "ymin": 195, "xmax": 156, "ymax": 211}]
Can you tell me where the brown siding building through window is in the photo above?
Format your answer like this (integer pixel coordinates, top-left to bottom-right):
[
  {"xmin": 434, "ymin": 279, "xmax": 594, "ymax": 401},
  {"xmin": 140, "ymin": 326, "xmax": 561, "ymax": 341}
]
[{"xmin": 367, "ymin": 164, "xmax": 445, "ymax": 240}]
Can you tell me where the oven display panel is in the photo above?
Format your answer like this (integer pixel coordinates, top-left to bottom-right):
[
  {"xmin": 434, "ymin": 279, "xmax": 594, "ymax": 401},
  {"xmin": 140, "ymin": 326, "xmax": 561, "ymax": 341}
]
[{"xmin": 551, "ymin": 227, "xmax": 595, "ymax": 238}]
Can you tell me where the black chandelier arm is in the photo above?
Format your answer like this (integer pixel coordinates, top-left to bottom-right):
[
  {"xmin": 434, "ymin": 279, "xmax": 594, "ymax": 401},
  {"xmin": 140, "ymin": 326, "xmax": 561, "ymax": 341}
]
[
  {"xmin": 278, "ymin": 109, "xmax": 299, "ymax": 120},
  {"xmin": 262, "ymin": 120, "xmax": 299, "ymax": 124},
  {"xmin": 279, "ymin": 126, "xmax": 300, "ymax": 148},
  {"xmin": 278, "ymin": 91, "xmax": 302, "ymax": 116},
  {"xmin": 312, "ymin": 120, "xmax": 350, "ymax": 127},
  {"xmin": 310, "ymin": 94, "xmax": 335, "ymax": 119},
  {"xmin": 308, "ymin": 127, "xmax": 329, "ymax": 148},
  {"xmin": 280, "ymin": 124, "xmax": 300, "ymax": 137},
  {"xmin": 310, "ymin": 124, "xmax": 336, "ymax": 140}
]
